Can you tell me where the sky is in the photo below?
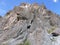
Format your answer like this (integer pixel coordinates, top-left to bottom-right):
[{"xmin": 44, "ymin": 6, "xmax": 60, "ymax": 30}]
[{"xmin": 0, "ymin": 0, "xmax": 60, "ymax": 16}]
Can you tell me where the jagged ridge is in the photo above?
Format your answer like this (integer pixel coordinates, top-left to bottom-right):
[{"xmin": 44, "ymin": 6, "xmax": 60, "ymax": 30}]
[{"xmin": 0, "ymin": 3, "xmax": 60, "ymax": 45}]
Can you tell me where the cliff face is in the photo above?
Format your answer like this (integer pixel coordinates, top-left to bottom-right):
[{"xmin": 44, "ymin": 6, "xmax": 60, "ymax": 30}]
[{"xmin": 0, "ymin": 3, "xmax": 60, "ymax": 45}]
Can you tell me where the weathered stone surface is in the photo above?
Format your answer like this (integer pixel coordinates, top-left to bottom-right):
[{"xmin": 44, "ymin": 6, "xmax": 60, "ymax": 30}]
[{"xmin": 0, "ymin": 3, "xmax": 60, "ymax": 45}]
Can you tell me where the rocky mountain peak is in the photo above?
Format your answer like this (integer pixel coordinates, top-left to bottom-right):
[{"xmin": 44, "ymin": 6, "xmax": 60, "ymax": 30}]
[{"xmin": 0, "ymin": 3, "xmax": 60, "ymax": 45}]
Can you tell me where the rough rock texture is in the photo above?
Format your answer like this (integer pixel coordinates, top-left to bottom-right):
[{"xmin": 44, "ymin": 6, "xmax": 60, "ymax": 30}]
[{"xmin": 0, "ymin": 3, "xmax": 60, "ymax": 45}]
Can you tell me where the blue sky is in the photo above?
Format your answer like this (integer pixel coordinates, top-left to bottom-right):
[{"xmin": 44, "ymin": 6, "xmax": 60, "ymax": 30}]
[{"xmin": 0, "ymin": 0, "xmax": 60, "ymax": 16}]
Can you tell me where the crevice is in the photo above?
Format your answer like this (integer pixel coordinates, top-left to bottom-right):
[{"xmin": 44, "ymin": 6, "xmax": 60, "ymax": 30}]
[
  {"xmin": 21, "ymin": 17, "xmax": 28, "ymax": 20},
  {"xmin": 17, "ymin": 17, "xmax": 20, "ymax": 21},
  {"xmin": 17, "ymin": 16, "xmax": 28, "ymax": 21},
  {"xmin": 27, "ymin": 14, "xmax": 35, "ymax": 29},
  {"xmin": 52, "ymin": 32, "xmax": 59, "ymax": 37},
  {"xmin": 17, "ymin": 13, "xmax": 20, "ymax": 15},
  {"xmin": 27, "ymin": 25, "xmax": 31, "ymax": 29},
  {"xmin": 31, "ymin": 19, "xmax": 33, "ymax": 24}
]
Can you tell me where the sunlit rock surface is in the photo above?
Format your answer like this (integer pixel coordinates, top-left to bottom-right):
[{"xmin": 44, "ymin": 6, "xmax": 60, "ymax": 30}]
[{"xmin": 0, "ymin": 3, "xmax": 60, "ymax": 45}]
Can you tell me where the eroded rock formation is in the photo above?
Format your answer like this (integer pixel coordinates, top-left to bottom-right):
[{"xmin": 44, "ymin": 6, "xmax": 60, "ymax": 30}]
[{"xmin": 0, "ymin": 3, "xmax": 60, "ymax": 45}]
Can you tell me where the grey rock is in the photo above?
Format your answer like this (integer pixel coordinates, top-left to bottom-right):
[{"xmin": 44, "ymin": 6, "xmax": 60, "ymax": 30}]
[{"xmin": 0, "ymin": 3, "xmax": 60, "ymax": 45}]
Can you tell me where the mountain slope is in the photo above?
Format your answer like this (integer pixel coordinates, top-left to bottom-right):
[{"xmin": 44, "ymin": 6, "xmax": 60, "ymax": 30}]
[{"xmin": 0, "ymin": 3, "xmax": 60, "ymax": 45}]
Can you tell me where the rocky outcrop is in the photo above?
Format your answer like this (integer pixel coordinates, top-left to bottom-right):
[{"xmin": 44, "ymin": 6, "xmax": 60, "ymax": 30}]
[{"xmin": 0, "ymin": 3, "xmax": 60, "ymax": 45}]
